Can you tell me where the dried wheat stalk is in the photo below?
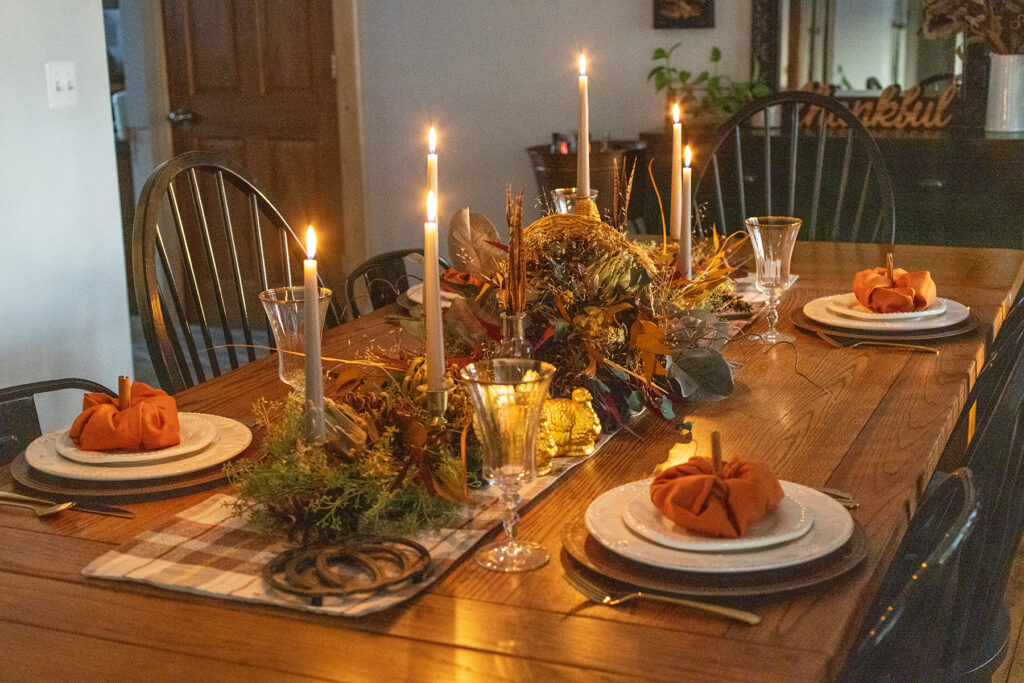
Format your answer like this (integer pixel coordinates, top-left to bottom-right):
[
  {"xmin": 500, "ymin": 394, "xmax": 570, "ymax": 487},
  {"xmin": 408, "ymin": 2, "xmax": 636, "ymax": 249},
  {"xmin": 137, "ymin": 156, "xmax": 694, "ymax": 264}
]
[{"xmin": 504, "ymin": 186, "xmax": 526, "ymax": 314}]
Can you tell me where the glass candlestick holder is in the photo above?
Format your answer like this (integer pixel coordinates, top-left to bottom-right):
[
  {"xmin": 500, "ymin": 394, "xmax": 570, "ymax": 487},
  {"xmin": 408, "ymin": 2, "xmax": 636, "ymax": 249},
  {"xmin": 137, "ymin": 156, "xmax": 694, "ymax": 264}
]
[{"xmin": 259, "ymin": 286, "xmax": 332, "ymax": 391}]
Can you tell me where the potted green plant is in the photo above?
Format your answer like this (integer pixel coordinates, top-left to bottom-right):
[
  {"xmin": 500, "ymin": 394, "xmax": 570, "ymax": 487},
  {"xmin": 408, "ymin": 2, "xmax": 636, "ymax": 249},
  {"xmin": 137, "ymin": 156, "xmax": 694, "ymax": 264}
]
[{"xmin": 648, "ymin": 44, "xmax": 771, "ymax": 125}]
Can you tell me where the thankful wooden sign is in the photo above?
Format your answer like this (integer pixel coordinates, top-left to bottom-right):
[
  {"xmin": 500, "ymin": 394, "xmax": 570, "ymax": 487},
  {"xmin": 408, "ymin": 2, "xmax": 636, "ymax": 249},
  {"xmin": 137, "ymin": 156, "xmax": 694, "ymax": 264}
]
[{"xmin": 799, "ymin": 82, "xmax": 957, "ymax": 130}]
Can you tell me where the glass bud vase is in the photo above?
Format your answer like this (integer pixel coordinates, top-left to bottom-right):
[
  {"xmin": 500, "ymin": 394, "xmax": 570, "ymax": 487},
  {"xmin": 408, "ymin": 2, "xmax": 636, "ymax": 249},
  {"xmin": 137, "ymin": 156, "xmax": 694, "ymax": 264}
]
[{"xmin": 497, "ymin": 312, "xmax": 532, "ymax": 359}]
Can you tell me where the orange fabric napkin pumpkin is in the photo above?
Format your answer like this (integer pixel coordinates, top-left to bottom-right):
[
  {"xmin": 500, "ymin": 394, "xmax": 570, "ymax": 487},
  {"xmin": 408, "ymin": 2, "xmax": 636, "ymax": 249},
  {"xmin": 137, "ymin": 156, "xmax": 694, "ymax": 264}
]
[
  {"xmin": 69, "ymin": 381, "xmax": 180, "ymax": 451},
  {"xmin": 649, "ymin": 456, "xmax": 784, "ymax": 538},
  {"xmin": 853, "ymin": 265, "xmax": 937, "ymax": 314}
]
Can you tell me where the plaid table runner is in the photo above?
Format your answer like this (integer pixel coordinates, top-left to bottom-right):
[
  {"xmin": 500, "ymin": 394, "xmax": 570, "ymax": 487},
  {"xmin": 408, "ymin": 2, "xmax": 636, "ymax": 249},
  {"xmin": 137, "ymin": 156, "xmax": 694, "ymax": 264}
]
[{"xmin": 83, "ymin": 439, "xmax": 608, "ymax": 616}]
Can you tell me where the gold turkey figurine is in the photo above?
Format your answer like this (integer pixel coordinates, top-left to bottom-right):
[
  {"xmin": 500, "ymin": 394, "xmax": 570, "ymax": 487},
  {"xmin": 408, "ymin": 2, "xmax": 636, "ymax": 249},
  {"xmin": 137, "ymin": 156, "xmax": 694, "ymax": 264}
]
[{"xmin": 535, "ymin": 388, "xmax": 602, "ymax": 474}]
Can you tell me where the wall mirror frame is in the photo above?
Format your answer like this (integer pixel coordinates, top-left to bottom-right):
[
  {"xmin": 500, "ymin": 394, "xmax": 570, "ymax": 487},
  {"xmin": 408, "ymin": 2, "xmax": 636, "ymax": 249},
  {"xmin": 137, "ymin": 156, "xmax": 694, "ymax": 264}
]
[{"xmin": 750, "ymin": 0, "xmax": 990, "ymax": 127}]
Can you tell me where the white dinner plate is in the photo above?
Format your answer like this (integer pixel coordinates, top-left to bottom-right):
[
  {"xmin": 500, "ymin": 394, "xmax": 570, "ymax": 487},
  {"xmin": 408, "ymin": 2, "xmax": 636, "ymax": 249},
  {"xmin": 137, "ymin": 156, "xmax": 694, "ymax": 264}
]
[
  {"xmin": 825, "ymin": 292, "xmax": 947, "ymax": 321},
  {"xmin": 585, "ymin": 479, "xmax": 853, "ymax": 573},
  {"xmin": 622, "ymin": 485, "xmax": 813, "ymax": 552},
  {"xmin": 804, "ymin": 294, "xmax": 969, "ymax": 332},
  {"xmin": 25, "ymin": 414, "xmax": 251, "ymax": 481},
  {"xmin": 55, "ymin": 412, "xmax": 217, "ymax": 465},
  {"xmin": 406, "ymin": 283, "xmax": 461, "ymax": 308}
]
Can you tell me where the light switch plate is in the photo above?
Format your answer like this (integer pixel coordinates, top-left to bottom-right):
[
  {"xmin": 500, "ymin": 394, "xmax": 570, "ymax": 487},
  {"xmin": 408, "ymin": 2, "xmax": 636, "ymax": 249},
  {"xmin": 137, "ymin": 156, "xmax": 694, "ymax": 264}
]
[{"xmin": 45, "ymin": 61, "xmax": 78, "ymax": 108}]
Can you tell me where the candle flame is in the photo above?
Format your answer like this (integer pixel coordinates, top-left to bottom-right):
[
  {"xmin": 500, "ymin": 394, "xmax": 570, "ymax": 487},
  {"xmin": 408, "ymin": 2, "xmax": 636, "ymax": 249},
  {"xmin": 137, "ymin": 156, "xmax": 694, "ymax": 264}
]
[
  {"xmin": 428, "ymin": 126, "xmax": 436, "ymax": 154},
  {"xmin": 427, "ymin": 190, "xmax": 437, "ymax": 224},
  {"xmin": 579, "ymin": 53, "xmax": 586, "ymax": 77},
  {"xmin": 305, "ymin": 225, "xmax": 317, "ymax": 260},
  {"xmin": 684, "ymin": 145, "xmax": 692, "ymax": 167},
  {"xmin": 672, "ymin": 103, "xmax": 680, "ymax": 124}
]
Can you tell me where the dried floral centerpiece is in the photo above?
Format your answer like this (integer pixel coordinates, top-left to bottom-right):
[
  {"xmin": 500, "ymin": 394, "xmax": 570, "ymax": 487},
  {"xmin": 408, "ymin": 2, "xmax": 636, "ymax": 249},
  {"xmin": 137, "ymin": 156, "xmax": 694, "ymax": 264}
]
[{"xmin": 446, "ymin": 163, "xmax": 746, "ymax": 430}]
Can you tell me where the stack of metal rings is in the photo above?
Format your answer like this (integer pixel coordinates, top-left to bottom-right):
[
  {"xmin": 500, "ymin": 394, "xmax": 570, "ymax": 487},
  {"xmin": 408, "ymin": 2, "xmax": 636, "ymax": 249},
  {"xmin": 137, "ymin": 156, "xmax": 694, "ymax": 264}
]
[{"xmin": 262, "ymin": 535, "xmax": 432, "ymax": 606}]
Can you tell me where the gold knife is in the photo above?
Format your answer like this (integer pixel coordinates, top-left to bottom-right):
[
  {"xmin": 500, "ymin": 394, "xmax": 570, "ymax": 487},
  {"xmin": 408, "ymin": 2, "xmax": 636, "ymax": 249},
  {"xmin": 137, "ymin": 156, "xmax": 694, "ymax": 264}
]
[{"xmin": 0, "ymin": 491, "xmax": 135, "ymax": 518}]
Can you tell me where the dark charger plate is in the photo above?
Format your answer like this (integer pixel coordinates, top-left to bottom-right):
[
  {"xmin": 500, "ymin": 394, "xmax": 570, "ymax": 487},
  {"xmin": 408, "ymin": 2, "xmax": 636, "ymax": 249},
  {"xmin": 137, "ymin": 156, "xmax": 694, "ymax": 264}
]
[
  {"xmin": 561, "ymin": 514, "xmax": 867, "ymax": 597},
  {"xmin": 9, "ymin": 451, "xmax": 230, "ymax": 504},
  {"xmin": 792, "ymin": 308, "xmax": 980, "ymax": 343}
]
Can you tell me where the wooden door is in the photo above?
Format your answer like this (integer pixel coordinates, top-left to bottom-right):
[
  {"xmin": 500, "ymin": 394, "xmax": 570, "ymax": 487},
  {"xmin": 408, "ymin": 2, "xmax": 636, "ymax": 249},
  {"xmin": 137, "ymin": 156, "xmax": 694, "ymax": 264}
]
[{"xmin": 161, "ymin": 0, "xmax": 344, "ymax": 291}]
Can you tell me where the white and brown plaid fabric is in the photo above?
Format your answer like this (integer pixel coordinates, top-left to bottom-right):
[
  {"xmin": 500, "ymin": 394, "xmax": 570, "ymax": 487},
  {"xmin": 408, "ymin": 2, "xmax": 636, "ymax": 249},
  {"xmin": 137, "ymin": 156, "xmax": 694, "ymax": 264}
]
[{"xmin": 83, "ymin": 439, "xmax": 608, "ymax": 616}]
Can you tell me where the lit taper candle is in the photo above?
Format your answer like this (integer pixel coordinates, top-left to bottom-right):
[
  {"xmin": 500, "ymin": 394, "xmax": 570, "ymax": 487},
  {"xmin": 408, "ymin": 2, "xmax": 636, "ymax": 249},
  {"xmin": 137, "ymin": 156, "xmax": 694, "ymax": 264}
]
[
  {"xmin": 577, "ymin": 53, "xmax": 590, "ymax": 198},
  {"xmin": 303, "ymin": 225, "xmax": 325, "ymax": 442},
  {"xmin": 427, "ymin": 126, "xmax": 438, "ymax": 204},
  {"xmin": 681, "ymin": 144, "xmax": 692, "ymax": 279},
  {"xmin": 423, "ymin": 190, "xmax": 445, "ymax": 392},
  {"xmin": 670, "ymin": 102, "xmax": 682, "ymax": 245}
]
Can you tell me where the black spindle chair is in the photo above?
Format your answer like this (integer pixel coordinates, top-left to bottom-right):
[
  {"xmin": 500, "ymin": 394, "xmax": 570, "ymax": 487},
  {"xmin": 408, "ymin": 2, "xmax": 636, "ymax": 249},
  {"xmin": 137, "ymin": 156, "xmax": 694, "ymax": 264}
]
[
  {"xmin": 346, "ymin": 249, "xmax": 451, "ymax": 319},
  {"xmin": 941, "ymin": 336, "xmax": 1024, "ymax": 678},
  {"xmin": 0, "ymin": 379, "xmax": 115, "ymax": 465},
  {"xmin": 132, "ymin": 151, "xmax": 342, "ymax": 394},
  {"xmin": 841, "ymin": 468, "xmax": 979, "ymax": 681},
  {"xmin": 693, "ymin": 91, "xmax": 896, "ymax": 246}
]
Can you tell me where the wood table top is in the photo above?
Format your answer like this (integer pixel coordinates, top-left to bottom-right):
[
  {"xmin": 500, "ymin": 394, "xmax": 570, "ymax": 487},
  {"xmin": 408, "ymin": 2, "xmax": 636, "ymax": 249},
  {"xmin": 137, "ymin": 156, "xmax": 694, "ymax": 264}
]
[{"xmin": 2, "ymin": 242, "xmax": 1022, "ymax": 682}]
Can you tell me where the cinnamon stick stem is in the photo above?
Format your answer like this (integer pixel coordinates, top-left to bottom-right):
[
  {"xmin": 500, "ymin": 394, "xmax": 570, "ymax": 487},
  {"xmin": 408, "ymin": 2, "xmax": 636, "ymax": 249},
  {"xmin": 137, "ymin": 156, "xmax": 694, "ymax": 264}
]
[
  {"xmin": 117, "ymin": 376, "xmax": 131, "ymax": 410},
  {"xmin": 886, "ymin": 252, "xmax": 894, "ymax": 282},
  {"xmin": 710, "ymin": 431, "xmax": 724, "ymax": 478}
]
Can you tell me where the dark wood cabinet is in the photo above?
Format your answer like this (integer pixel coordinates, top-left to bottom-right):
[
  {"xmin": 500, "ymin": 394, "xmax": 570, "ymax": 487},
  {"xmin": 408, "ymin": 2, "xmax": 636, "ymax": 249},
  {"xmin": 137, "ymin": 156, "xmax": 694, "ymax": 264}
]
[{"xmin": 637, "ymin": 128, "xmax": 1024, "ymax": 250}]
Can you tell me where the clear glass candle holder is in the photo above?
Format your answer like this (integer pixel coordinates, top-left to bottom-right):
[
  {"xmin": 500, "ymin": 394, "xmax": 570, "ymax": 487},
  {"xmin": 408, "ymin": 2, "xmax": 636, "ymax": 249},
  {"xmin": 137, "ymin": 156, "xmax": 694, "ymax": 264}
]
[
  {"xmin": 259, "ymin": 286, "xmax": 332, "ymax": 391},
  {"xmin": 550, "ymin": 187, "xmax": 598, "ymax": 214}
]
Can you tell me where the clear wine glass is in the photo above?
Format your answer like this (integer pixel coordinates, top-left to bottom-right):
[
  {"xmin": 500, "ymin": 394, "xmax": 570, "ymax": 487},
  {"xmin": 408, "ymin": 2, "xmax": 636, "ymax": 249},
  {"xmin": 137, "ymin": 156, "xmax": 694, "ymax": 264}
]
[
  {"xmin": 259, "ymin": 286, "xmax": 332, "ymax": 390},
  {"xmin": 460, "ymin": 359, "xmax": 555, "ymax": 572},
  {"xmin": 744, "ymin": 216, "xmax": 802, "ymax": 348}
]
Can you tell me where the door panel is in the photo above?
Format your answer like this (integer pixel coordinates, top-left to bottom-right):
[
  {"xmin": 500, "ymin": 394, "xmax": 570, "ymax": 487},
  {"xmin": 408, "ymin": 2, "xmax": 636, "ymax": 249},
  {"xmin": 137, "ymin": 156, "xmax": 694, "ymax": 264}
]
[{"xmin": 162, "ymin": 0, "xmax": 343, "ymax": 302}]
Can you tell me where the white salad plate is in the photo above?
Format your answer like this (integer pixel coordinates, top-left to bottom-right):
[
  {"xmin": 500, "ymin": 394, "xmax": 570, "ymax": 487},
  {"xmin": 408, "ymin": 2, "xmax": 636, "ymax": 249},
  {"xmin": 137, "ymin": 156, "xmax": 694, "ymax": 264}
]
[
  {"xmin": 406, "ymin": 283, "xmax": 461, "ymax": 308},
  {"xmin": 804, "ymin": 294, "xmax": 969, "ymax": 332},
  {"xmin": 622, "ymin": 484, "xmax": 813, "ymax": 552},
  {"xmin": 585, "ymin": 479, "xmax": 853, "ymax": 573},
  {"xmin": 26, "ymin": 414, "xmax": 251, "ymax": 481},
  {"xmin": 825, "ymin": 292, "xmax": 947, "ymax": 321},
  {"xmin": 55, "ymin": 412, "xmax": 217, "ymax": 465}
]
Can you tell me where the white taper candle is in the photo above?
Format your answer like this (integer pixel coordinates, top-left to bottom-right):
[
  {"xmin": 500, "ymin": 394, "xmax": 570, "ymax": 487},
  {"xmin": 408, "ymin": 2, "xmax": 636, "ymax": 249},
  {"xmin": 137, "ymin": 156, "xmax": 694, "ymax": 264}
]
[
  {"xmin": 577, "ymin": 53, "xmax": 590, "ymax": 198},
  {"xmin": 303, "ymin": 225, "xmax": 325, "ymax": 442},
  {"xmin": 424, "ymin": 191, "xmax": 445, "ymax": 392}
]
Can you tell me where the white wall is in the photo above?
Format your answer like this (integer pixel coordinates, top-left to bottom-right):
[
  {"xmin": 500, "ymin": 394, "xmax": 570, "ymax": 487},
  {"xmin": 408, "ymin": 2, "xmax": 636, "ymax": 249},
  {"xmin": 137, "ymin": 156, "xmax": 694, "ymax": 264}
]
[
  {"xmin": 0, "ymin": 0, "xmax": 132, "ymax": 428},
  {"xmin": 357, "ymin": 0, "xmax": 751, "ymax": 253}
]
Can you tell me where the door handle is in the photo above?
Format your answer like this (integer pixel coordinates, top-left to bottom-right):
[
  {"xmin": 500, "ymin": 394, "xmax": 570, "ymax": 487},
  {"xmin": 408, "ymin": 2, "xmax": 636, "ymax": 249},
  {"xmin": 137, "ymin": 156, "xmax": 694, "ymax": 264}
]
[{"xmin": 167, "ymin": 109, "xmax": 195, "ymax": 124}]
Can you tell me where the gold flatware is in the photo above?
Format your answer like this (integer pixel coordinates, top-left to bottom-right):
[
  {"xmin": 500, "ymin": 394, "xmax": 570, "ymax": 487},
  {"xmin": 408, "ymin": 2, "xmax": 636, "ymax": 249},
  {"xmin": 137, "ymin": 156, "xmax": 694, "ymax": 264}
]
[
  {"xmin": 0, "ymin": 498, "xmax": 74, "ymax": 517},
  {"xmin": 816, "ymin": 330, "xmax": 939, "ymax": 355},
  {"xmin": 563, "ymin": 569, "xmax": 761, "ymax": 625},
  {"xmin": 810, "ymin": 486, "xmax": 860, "ymax": 509},
  {"xmin": 0, "ymin": 491, "xmax": 135, "ymax": 518}
]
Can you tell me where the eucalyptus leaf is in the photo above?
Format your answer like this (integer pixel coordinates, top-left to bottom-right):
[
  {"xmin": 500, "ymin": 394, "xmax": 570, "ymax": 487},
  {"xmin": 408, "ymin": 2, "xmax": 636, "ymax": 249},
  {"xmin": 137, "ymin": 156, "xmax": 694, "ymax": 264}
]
[
  {"xmin": 666, "ymin": 347, "xmax": 734, "ymax": 402},
  {"xmin": 609, "ymin": 365, "xmax": 629, "ymax": 381},
  {"xmin": 660, "ymin": 395, "xmax": 675, "ymax": 419},
  {"xmin": 626, "ymin": 390, "xmax": 643, "ymax": 413}
]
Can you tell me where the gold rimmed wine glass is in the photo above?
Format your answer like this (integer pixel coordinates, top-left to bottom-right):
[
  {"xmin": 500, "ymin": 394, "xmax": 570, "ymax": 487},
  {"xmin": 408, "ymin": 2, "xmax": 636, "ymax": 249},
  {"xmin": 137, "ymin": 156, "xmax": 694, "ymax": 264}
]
[
  {"xmin": 460, "ymin": 359, "xmax": 555, "ymax": 572},
  {"xmin": 744, "ymin": 216, "xmax": 802, "ymax": 348}
]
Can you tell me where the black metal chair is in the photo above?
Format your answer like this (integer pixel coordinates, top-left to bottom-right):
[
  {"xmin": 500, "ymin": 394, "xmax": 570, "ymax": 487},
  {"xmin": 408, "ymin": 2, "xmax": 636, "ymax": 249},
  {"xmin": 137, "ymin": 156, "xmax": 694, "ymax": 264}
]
[
  {"xmin": 940, "ymin": 336, "xmax": 1024, "ymax": 679},
  {"xmin": 842, "ymin": 468, "xmax": 979, "ymax": 681},
  {"xmin": 132, "ymin": 151, "xmax": 342, "ymax": 394},
  {"xmin": 936, "ymin": 303, "xmax": 1024, "ymax": 473},
  {"xmin": 693, "ymin": 91, "xmax": 896, "ymax": 245},
  {"xmin": 346, "ymin": 248, "xmax": 451, "ymax": 318},
  {"xmin": 0, "ymin": 379, "xmax": 115, "ymax": 465}
]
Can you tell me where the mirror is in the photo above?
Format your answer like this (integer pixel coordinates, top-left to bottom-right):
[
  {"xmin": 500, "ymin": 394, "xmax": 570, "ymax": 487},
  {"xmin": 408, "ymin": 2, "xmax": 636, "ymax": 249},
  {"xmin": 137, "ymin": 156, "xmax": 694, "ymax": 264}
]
[
  {"xmin": 778, "ymin": 0, "xmax": 959, "ymax": 96},
  {"xmin": 752, "ymin": 0, "xmax": 990, "ymax": 126}
]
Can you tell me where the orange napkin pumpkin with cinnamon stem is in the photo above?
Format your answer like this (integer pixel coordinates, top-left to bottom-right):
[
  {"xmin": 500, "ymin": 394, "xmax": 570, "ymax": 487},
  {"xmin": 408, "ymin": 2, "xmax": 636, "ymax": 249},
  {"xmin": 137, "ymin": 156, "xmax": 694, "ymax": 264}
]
[
  {"xmin": 649, "ymin": 456, "xmax": 784, "ymax": 538},
  {"xmin": 69, "ymin": 381, "xmax": 180, "ymax": 451},
  {"xmin": 853, "ymin": 253, "xmax": 937, "ymax": 314}
]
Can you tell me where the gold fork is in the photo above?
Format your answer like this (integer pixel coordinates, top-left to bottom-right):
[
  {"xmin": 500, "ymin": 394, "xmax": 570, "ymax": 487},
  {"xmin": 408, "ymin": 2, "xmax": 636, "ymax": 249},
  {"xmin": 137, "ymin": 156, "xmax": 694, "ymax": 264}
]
[
  {"xmin": 563, "ymin": 570, "xmax": 761, "ymax": 625},
  {"xmin": 0, "ymin": 499, "xmax": 75, "ymax": 517},
  {"xmin": 816, "ymin": 330, "xmax": 939, "ymax": 355}
]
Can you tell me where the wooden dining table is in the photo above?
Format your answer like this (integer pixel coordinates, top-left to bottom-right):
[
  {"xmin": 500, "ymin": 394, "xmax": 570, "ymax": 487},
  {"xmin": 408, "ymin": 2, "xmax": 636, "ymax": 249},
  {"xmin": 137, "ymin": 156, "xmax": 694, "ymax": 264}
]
[{"xmin": 1, "ymin": 241, "xmax": 1022, "ymax": 682}]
